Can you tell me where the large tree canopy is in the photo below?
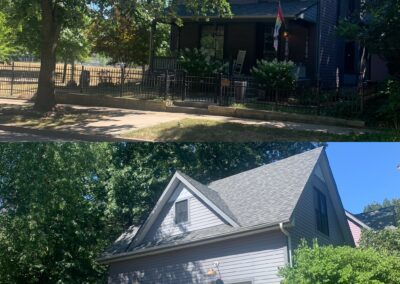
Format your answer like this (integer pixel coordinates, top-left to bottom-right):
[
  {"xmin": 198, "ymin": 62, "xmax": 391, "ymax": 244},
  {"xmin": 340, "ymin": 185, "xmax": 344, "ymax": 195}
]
[
  {"xmin": 1, "ymin": 0, "xmax": 232, "ymax": 111},
  {"xmin": 0, "ymin": 142, "xmax": 318, "ymax": 282}
]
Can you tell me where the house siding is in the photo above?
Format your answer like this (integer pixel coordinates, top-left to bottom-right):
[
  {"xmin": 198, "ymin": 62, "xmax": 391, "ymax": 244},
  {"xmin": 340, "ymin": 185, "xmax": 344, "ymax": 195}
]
[
  {"xmin": 319, "ymin": 0, "xmax": 339, "ymax": 86},
  {"xmin": 144, "ymin": 182, "xmax": 226, "ymax": 242},
  {"xmin": 108, "ymin": 230, "xmax": 288, "ymax": 284},
  {"xmin": 289, "ymin": 171, "xmax": 348, "ymax": 250},
  {"xmin": 348, "ymin": 219, "xmax": 362, "ymax": 247}
]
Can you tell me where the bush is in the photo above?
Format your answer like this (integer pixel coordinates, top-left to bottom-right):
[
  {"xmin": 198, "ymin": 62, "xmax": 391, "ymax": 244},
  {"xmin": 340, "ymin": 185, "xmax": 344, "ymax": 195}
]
[
  {"xmin": 178, "ymin": 48, "xmax": 226, "ymax": 76},
  {"xmin": 360, "ymin": 227, "xmax": 400, "ymax": 257},
  {"xmin": 251, "ymin": 59, "xmax": 296, "ymax": 90},
  {"xmin": 279, "ymin": 240, "xmax": 400, "ymax": 284},
  {"xmin": 379, "ymin": 79, "xmax": 400, "ymax": 129}
]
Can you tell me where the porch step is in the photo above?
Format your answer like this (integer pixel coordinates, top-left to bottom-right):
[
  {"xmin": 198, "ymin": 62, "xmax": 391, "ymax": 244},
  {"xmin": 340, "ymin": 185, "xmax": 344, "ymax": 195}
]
[
  {"xmin": 166, "ymin": 105, "xmax": 210, "ymax": 115},
  {"xmin": 173, "ymin": 101, "xmax": 214, "ymax": 109}
]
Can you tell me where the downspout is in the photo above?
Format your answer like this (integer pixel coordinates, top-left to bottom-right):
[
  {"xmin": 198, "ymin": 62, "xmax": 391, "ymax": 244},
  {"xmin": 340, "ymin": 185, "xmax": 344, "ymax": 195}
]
[{"xmin": 280, "ymin": 223, "xmax": 293, "ymax": 267}]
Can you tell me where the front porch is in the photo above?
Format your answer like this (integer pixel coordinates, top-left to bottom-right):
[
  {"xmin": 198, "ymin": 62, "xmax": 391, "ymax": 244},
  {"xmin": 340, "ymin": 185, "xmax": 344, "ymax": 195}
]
[{"xmin": 151, "ymin": 0, "xmax": 318, "ymax": 80}]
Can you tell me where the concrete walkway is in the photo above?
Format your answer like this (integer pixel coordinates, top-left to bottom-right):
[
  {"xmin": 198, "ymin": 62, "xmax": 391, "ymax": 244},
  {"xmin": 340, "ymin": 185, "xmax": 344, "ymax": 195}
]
[{"xmin": 0, "ymin": 98, "xmax": 368, "ymax": 141}]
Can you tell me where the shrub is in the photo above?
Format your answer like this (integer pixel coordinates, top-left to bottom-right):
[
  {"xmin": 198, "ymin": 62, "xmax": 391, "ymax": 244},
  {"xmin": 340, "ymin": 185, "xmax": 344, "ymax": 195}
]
[
  {"xmin": 251, "ymin": 59, "xmax": 296, "ymax": 90},
  {"xmin": 178, "ymin": 48, "xmax": 226, "ymax": 76},
  {"xmin": 279, "ymin": 240, "xmax": 400, "ymax": 284},
  {"xmin": 379, "ymin": 79, "xmax": 400, "ymax": 129},
  {"xmin": 359, "ymin": 227, "xmax": 400, "ymax": 257}
]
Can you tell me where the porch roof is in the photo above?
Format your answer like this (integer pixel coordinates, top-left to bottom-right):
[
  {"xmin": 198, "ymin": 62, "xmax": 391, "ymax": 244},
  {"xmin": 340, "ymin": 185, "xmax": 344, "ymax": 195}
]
[{"xmin": 177, "ymin": 0, "xmax": 317, "ymax": 22}]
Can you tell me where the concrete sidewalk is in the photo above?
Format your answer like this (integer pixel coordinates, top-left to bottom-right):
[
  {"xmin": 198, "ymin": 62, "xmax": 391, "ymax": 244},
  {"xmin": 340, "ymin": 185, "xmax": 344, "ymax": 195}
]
[{"xmin": 0, "ymin": 98, "xmax": 369, "ymax": 141}]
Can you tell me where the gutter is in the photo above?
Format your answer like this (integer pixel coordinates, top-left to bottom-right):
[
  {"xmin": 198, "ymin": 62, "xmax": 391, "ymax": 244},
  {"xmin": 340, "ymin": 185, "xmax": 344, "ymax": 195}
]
[
  {"xmin": 280, "ymin": 222, "xmax": 293, "ymax": 267},
  {"xmin": 99, "ymin": 220, "xmax": 292, "ymax": 265}
]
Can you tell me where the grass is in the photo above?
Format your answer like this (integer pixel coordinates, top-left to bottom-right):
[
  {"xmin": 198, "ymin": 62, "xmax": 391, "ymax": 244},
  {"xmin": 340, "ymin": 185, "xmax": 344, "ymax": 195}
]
[
  {"xmin": 0, "ymin": 104, "xmax": 110, "ymax": 130},
  {"xmin": 121, "ymin": 118, "xmax": 381, "ymax": 142}
]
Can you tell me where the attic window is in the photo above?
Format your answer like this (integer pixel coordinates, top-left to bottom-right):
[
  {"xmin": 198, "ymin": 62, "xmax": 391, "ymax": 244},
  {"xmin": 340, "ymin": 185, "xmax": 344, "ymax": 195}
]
[
  {"xmin": 175, "ymin": 200, "xmax": 188, "ymax": 224},
  {"xmin": 314, "ymin": 188, "xmax": 329, "ymax": 236}
]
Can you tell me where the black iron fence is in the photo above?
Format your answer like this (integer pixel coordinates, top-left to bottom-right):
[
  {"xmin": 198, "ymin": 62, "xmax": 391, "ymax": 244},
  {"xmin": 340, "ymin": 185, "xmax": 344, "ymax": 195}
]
[{"xmin": 0, "ymin": 63, "xmax": 376, "ymax": 119}]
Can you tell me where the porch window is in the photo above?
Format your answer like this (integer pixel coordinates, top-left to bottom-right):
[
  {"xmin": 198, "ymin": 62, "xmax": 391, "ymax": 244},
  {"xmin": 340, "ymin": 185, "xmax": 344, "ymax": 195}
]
[
  {"xmin": 314, "ymin": 188, "xmax": 329, "ymax": 236},
  {"xmin": 263, "ymin": 24, "xmax": 276, "ymax": 60},
  {"xmin": 201, "ymin": 25, "xmax": 225, "ymax": 59},
  {"xmin": 175, "ymin": 199, "xmax": 188, "ymax": 224}
]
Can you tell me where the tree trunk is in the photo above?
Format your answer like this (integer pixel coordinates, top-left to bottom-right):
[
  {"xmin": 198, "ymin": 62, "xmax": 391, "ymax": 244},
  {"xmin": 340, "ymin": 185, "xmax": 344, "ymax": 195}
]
[
  {"xmin": 62, "ymin": 60, "xmax": 67, "ymax": 83},
  {"xmin": 34, "ymin": 0, "xmax": 61, "ymax": 112}
]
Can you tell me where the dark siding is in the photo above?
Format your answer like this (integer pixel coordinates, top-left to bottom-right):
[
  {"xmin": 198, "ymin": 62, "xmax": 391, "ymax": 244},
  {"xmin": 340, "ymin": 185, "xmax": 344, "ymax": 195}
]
[{"xmin": 319, "ymin": 0, "xmax": 339, "ymax": 86}]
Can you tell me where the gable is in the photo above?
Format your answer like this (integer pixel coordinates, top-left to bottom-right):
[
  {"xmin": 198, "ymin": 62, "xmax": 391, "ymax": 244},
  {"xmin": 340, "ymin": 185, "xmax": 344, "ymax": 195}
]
[
  {"xmin": 290, "ymin": 152, "xmax": 354, "ymax": 247},
  {"xmin": 144, "ymin": 182, "xmax": 227, "ymax": 242}
]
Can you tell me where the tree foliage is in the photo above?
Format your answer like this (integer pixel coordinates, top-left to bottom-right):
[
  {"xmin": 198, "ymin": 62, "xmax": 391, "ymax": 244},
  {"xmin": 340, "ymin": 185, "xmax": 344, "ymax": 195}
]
[
  {"xmin": 0, "ymin": 142, "xmax": 318, "ymax": 282},
  {"xmin": 364, "ymin": 198, "xmax": 400, "ymax": 224},
  {"xmin": 0, "ymin": 11, "xmax": 16, "ymax": 61},
  {"xmin": 337, "ymin": 0, "xmax": 400, "ymax": 76},
  {"xmin": 279, "ymin": 240, "xmax": 400, "ymax": 284},
  {"xmin": 360, "ymin": 228, "xmax": 400, "ymax": 257}
]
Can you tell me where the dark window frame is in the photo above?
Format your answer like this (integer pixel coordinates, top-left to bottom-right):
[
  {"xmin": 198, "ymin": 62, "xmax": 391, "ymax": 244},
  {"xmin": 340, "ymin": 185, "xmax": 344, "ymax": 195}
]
[
  {"xmin": 175, "ymin": 199, "xmax": 189, "ymax": 224},
  {"xmin": 314, "ymin": 188, "xmax": 329, "ymax": 236}
]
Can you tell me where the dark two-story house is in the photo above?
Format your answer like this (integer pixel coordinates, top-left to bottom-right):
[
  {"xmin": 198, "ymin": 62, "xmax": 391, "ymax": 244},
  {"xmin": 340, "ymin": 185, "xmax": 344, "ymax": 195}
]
[{"xmin": 152, "ymin": 0, "xmax": 387, "ymax": 87}]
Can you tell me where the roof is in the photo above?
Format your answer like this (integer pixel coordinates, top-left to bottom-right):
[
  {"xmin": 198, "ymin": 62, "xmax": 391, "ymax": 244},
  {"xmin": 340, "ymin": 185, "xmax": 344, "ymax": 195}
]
[
  {"xmin": 100, "ymin": 147, "xmax": 325, "ymax": 262},
  {"xmin": 354, "ymin": 206, "xmax": 397, "ymax": 230},
  {"xmin": 208, "ymin": 147, "xmax": 323, "ymax": 227},
  {"xmin": 345, "ymin": 211, "xmax": 371, "ymax": 230},
  {"xmin": 177, "ymin": 0, "xmax": 317, "ymax": 21}
]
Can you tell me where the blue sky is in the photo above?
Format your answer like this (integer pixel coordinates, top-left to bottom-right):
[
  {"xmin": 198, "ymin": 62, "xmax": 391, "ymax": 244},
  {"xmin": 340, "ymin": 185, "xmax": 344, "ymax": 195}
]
[{"xmin": 326, "ymin": 143, "xmax": 400, "ymax": 213}]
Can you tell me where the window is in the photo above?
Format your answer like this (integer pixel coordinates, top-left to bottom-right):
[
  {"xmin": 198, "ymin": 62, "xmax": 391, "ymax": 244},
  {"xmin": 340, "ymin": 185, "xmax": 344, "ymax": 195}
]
[
  {"xmin": 263, "ymin": 24, "xmax": 276, "ymax": 60},
  {"xmin": 201, "ymin": 24, "xmax": 225, "ymax": 59},
  {"xmin": 175, "ymin": 199, "xmax": 188, "ymax": 224},
  {"xmin": 344, "ymin": 42, "xmax": 356, "ymax": 73},
  {"xmin": 314, "ymin": 188, "xmax": 329, "ymax": 235}
]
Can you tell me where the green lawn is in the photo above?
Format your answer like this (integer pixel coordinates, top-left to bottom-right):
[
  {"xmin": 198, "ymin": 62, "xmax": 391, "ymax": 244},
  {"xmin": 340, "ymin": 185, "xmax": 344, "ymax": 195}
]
[{"xmin": 122, "ymin": 118, "xmax": 395, "ymax": 142}]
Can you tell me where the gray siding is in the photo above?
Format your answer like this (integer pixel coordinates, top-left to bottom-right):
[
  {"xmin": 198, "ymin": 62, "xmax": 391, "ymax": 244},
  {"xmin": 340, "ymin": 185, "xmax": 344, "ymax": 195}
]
[
  {"xmin": 289, "ymin": 167, "xmax": 348, "ymax": 250},
  {"xmin": 109, "ymin": 231, "xmax": 287, "ymax": 284},
  {"xmin": 144, "ymin": 183, "xmax": 226, "ymax": 242}
]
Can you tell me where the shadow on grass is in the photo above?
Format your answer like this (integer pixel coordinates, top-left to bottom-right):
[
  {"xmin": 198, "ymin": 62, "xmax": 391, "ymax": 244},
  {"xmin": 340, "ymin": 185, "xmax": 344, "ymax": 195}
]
[
  {"xmin": 123, "ymin": 119, "xmax": 354, "ymax": 142},
  {"xmin": 0, "ymin": 103, "xmax": 149, "ymax": 136}
]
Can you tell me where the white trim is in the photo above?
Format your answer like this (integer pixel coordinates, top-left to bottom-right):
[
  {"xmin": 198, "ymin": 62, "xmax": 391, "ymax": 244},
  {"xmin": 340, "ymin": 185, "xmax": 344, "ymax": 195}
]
[
  {"xmin": 280, "ymin": 222, "xmax": 292, "ymax": 267},
  {"xmin": 133, "ymin": 171, "xmax": 239, "ymax": 245},
  {"xmin": 345, "ymin": 211, "xmax": 371, "ymax": 230},
  {"xmin": 98, "ymin": 221, "xmax": 291, "ymax": 264},
  {"xmin": 176, "ymin": 172, "xmax": 240, "ymax": 228}
]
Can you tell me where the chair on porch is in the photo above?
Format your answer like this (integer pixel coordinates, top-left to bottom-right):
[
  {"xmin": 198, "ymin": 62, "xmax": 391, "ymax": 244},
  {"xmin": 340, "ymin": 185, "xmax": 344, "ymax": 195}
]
[{"xmin": 232, "ymin": 50, "xmax": 246, "ymax": 76}]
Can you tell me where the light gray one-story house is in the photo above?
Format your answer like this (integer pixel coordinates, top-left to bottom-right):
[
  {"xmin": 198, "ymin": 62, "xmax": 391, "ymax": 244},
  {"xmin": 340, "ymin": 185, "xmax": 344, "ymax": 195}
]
[{"xmin": 99, "ymin": 147, "xmax": 354, "ymax": 283}]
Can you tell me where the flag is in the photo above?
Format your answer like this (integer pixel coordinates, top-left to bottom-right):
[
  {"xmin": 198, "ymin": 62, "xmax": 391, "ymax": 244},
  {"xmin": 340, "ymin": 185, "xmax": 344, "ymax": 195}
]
[{"xmin": 273, "ymin": 2, "xmax": 285, "ymax": 52}]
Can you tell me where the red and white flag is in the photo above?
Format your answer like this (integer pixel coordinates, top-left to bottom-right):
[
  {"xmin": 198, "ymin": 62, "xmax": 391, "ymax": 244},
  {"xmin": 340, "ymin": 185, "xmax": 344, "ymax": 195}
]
[{"xmin": 273, "ymin": 2, "xmax": 285, "ymax": 52}]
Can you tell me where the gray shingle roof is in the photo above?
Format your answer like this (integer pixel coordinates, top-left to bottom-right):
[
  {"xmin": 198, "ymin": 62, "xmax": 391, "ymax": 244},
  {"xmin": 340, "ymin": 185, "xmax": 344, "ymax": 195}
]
[
  {"xmin": 355, "ymin": 206, "xmax": 397, "ymax": 230},
  {"xmin": 209, "ymin": 147, "xmax": 323, "ymax": 227},
  {"xmin": 177, "ymin": 0, "xmax": 317, "ymax": 19},
  {"xmin": 101, "ymin": 147, "xmax": 324, "ymax": 259}
]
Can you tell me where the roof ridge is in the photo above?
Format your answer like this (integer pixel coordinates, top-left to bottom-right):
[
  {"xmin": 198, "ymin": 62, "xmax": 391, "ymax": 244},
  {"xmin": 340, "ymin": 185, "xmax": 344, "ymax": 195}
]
[
  {"xmin": 177, "ymin": 171, "xmax": 240, "ymax": 225},
  {"xmin": 209, "ymin": 147, "xmax": 324, "ymax": 188}
]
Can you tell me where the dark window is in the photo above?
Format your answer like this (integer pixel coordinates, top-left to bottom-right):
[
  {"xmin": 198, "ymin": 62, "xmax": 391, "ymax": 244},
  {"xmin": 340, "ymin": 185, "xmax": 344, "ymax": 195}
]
[
  {"xmin": 314, "ymin": 189, "xmax": 329, "ymax": 235},
  {"xmin": 175, "ymin": 200, "xmax": 188, "ymax": 224},
  {"xmin": 263, "ymin": 24, "xmax": 276, "ymax": 60},
  {"xmin": 344, "ymin": 42, "xmax": 356, "ymax": 73}
]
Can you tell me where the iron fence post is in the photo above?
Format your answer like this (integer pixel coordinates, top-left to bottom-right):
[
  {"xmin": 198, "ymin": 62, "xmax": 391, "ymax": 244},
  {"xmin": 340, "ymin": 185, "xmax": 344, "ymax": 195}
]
[
  {"xmin": 164, "ymin": 69, "xmax": 169, "ymax": 100},
  {"xmin": 80, "ymin": 66, "xmax": 84, "ymax": 93},
  {"xmin": 359, "ymin": 82, "xmax": 364, "ymax": 114},
  {"xmin": 182, "ymin": 72, "xmax": 187, "ymax": 101},
  {"xmin": 120, "ymin": 65, "xmax": 125, "ymax": 97},
  {"xmin": 10, "ymin": 61, "xmax": 15, "ymax": 97},
  {"xmin": 217, "ymin": 73, "xmax": 222, "ymax": 106}
]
